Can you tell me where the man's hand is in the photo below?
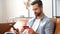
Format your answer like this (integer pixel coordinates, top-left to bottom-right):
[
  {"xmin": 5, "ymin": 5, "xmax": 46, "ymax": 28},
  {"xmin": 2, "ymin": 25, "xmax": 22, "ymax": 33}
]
[
  {"xmin": 10, "ymin": 28, "xmax": 20, "ymax": 34},
  {"xmin": 26, "ymin": 28, "xmax": 37, "ymax": 34},
  {"xmin": 14, "ymin": 28, "xmax": 20, "ymax": 34}
]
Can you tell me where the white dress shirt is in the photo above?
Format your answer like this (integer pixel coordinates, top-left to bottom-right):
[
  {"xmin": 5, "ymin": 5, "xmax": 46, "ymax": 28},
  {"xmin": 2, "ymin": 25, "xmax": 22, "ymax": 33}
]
[{"xmin": 32, "ymin": 19, "xmax": 40, "ymax": 31}]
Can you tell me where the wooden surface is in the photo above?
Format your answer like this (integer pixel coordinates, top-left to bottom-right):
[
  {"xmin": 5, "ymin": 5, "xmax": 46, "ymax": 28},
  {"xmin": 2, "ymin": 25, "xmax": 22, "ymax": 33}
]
[
  {"xmin": 54, "ymin": 18, "xmax": 60, "ymax": 34},
  {"xmin": 0, "ymin": 22, "xmax": 15, "ymax": 34}
]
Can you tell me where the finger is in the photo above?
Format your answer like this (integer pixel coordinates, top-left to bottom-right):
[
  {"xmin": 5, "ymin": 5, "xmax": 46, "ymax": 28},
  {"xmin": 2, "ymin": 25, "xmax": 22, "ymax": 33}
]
[
  {"xmin": 26, "ymin": 28, "xmax": 32, "ymax": 31},
  {"xmin": 16, "ymin": 28, "xmax": 19, "ymax": 32},
  {"xmin": 28, "ymin": 30, "xmax": 33, "ymax": 34},
  {"xmin": 15, "ymin": 28, "xmax": 20, "ymax": 34}
]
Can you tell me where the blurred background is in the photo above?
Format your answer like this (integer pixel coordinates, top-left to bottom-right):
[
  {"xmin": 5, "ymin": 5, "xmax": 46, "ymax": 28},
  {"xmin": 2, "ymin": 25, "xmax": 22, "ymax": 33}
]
[
  {"xmin": 0, "ymin": 0, "xmax": 60, "ymax": 23},
  {"xmin": 0, "ymin": 0, "xmax": 60, "ymax": 34}
]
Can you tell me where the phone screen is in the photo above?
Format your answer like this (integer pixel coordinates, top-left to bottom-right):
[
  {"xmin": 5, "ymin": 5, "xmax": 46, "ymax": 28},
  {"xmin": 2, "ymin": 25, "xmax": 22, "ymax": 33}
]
[{"xmin": 23, "ymin": 26, "xmax": 29, "ymax": 29}]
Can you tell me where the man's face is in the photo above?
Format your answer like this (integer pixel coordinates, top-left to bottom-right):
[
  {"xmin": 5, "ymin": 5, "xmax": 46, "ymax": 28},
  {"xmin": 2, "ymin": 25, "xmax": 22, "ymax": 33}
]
[{"xmin": 32, "ymin": 4, "xmax": 43, "ymax": 17}]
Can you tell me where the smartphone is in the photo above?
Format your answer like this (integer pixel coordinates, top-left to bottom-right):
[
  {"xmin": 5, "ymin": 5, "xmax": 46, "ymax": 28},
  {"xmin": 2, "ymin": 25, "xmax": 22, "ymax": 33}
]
[
  {"xmin": 23, "ymin": 26, "xmax": 29, "ymax": 29},
  {"xmin": 12, "ymin": 26, "xmax": 16, "ymax": 30}
]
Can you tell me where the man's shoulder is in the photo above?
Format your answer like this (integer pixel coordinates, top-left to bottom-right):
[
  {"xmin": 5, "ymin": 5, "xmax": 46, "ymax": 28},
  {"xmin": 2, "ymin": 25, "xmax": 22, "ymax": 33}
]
[
  {"xmin": 42, "ymin": 15, "xmax": 53, "ymax": 23},
  {"xmin": 44, "ymin": 16, "xmax": 54, "ymax": 25}
]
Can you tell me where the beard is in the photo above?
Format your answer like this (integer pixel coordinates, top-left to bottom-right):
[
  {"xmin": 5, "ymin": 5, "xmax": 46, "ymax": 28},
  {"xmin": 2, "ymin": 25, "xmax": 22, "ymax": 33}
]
[{"xmin": 34, "ymin": 12, "xmax": 42, "ymax": 17}]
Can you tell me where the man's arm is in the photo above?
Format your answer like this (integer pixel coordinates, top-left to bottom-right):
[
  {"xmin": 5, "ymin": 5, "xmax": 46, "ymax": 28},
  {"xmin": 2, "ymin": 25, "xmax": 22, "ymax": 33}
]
[
  {"xmin": 45, "ymin": 21, "xmax": 54, "ymax": 34},
  {"xmin": 10, "ymin": 27, "xmax": 25, "ymax": 34},
  {"xmin": 20, "ymin": 28, "xmax": 25, "ymax": 34}
]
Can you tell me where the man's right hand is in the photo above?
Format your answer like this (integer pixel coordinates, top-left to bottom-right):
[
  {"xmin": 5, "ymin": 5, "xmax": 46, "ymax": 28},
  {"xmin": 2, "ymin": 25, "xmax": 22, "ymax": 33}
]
[
  {"xmin": 14, "ymin": 28, "xmax": 20, "ymax": 34},
  {"xmin": 10, "ymin": 28, "xmax": 20, "ymax": 34},
  {"xmin": 10, "ymin": 27, "xmax": 25, "ymax": 34}
]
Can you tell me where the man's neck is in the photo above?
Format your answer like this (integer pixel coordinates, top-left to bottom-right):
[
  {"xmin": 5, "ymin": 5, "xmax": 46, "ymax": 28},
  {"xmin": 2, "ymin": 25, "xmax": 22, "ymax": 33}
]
[{"xmin": 36, "ymin": 13, "xmax": 44, "ymax": 19}]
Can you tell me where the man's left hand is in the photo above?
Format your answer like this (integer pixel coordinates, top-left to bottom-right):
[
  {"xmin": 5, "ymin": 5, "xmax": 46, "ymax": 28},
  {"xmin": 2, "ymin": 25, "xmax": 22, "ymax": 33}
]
[{"xmin": 26, "ymin": 28, "xmax": 37, "ymax": 34}]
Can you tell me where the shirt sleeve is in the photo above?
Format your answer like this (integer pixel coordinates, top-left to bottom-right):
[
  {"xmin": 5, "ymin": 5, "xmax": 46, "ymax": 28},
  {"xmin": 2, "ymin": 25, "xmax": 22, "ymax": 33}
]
[{"xmin": 45, "ymin": 20, "xmax": 55, "ymax": 34}]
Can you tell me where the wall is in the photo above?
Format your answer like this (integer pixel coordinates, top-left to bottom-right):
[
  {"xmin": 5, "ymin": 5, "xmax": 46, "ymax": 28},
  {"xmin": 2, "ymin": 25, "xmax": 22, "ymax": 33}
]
[
  {"xmin": 0, "ymin": 0, "xmax": 53, "ymax": 23},
  {"xmin": 0, "ymin": 0, "xmax": 3, "ymax": 22},
  {"xmin": 53, "ymin": 0, "xmax": 56, "ymax": 18},
  {"xmin": 5, "ymin": 0, "xmax": 53, "ymax": 18},
  {"xmin": 57, "ymin": 0, "xmax": 60, "ymax": 16},
  {"xmin": 5, "ymin": 0, "xmax": 28, "ymax": 17},
  {"xmin": 42, "ymin": 0, "xmax": 53, "ymax": 18},
  {"xmin": 0, "ymin": 0, "xmax": 28, "ymax": 23},
  {"xmin": 0, "ymin": 0, "xmax": 8, "ymax": 23}
]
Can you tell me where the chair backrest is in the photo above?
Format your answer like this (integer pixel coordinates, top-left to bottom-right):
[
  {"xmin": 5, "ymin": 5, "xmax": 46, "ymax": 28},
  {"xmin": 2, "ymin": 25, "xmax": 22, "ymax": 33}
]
[
  {"xmin": 51, "ymin": 18, "xmax": 60, "ymax": 34},
  {"xmin": 54, "ymin": 18, "xmax": 60, "ymax": 34}
]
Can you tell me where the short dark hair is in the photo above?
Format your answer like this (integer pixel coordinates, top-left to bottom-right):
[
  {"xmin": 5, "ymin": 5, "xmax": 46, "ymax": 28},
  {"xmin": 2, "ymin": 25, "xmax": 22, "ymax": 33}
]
[{"xmin": 31, "ymin": 0, "xmax": 43, "ymax": 7}]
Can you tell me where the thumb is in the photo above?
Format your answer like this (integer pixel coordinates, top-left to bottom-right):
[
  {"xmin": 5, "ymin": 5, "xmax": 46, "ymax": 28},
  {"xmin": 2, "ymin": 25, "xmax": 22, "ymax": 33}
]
[
  {"xmin": 15, "ymin": 28, "xmax": 20, "ymax": 34},
  {"xmin": 16, "ymin": 28, "xmax": 19, "ymax": 32}
]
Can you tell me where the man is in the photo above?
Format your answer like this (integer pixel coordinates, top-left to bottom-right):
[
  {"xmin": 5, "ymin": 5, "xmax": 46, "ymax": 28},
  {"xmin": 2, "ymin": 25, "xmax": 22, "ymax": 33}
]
[
  {"xmin": 11, "ymin": 0, "xmax": 54, "ymax": 34},
  {"xmin": 22, "ymin": 0, "xmax": 54, "ymax": 34}
]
